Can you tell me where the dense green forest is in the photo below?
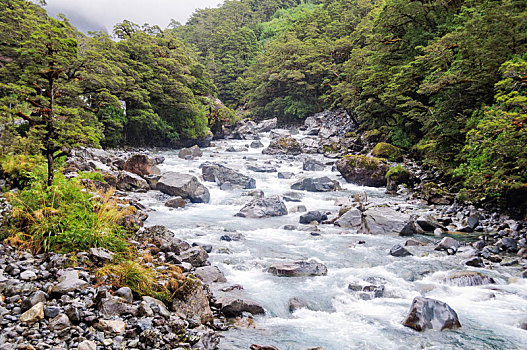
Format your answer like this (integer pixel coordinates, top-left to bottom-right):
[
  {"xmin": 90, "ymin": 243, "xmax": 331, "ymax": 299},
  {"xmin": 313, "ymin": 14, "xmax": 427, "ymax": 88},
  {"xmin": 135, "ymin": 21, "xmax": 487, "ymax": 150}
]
[{"xmin": 0, "ymin": 0, "xmax": 526, "ymax": 210}]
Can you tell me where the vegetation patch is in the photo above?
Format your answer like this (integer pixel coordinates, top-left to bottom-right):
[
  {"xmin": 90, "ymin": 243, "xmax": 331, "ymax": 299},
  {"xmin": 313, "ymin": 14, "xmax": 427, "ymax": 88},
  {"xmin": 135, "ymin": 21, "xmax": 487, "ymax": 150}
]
[{"xmin": 372, "ymin": 142, "xmax": 403, "ymax": 161}]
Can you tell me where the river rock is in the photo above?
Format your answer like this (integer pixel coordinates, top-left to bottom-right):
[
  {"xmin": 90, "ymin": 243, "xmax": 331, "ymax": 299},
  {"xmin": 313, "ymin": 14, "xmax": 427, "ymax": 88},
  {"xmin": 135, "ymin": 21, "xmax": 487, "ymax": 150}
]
[
  {"xmin": 447, "ymin": 271, "xmax": 495, "ymax": 287},
  {"xmin": 171, "ymin": 285, "xmax": 213, "ymax": 324},
  {"xmin": 194, "ymin": 266, "xmax": 227, "ymax": 283},
  {"xmin": 402, "ymin": 297, "xmax": 461, "ymax": 331},
  {"xmin": 251, "ymin": 345, "xmax": 279, "ymax": 350},
  {"xmin": 21, "ymin": 291, "xmax": 47, "ymax": 312},
  {"xmin": 268, "ymin": 261, "xmax": 328, "ymax": 277},
  {"xmin": 270, "ymin": 129, "xmax": 291, "ymax": 140},
  {"xmin": 116, "ymin": 171, "xmax": 151, "ymax": 192},
  {"xmin": 89, "ymin": 247, "xmax": 114, "ymax": 264},
  {"xmin": 336, "ymin": 155, "xmax": 389, "ymax": 187},
  {"xmin": 78, "ymin": 340, "xmax": 97, "ymax": 350},
  {"xmin": 389, "ymin": 244, "xmax": 412, "ymax": 257},
  {"xmin": 278, "ymin": 172, "xmax": 294, "ymax": 179},
  {"xmin": 51, "ymin": 270, "xmax": 89, "ymax": 294},
  {"xmin": 165, "ymin": 196, "xmax": 187, "ymax": 208},
  {"xmin": 416, "ymin": 215, "xmax": 444, "ymax": 232},
  {"xmin": 255, "ymin": 118, "xmax": 277, "ymax": 132},
  {"xmin": 250, "ymin": 140, "xmax": 264, "ymax": 148},
  {"xmin": 358, "ymin": 206, "xmax": 412, "ymax": 235},
  {"xmin": 180, "ymin": 246, "xmax": 209, "ymax": 267},
  {"xmin": 289, "ymin": 297, "xmax": 308, "ymax": 312},
  {"xmin": 247, "ymin": 164, "xmax": 277, "ymax": 173},
  {"xmin": 96, "ymin": 319, "xmax": 126, "ymax": 334},
  {"xmin": 157, "ymin": 172, "xmax": 210, "ymax": 203},
  {"xmin": 19, "ymin": 301, "xmax": 44, "ymax": 323},
  {"xmin": 291, "ymin": 177, "xmax": 341, "ymax": 192},
  {"xmin": 49, "ymin": 313, "xmax": 72, "ymax": 331},
  {"xmin": 299, "ymin": 211, "xmax": 328, "ymax": 224},
  {"xmin": 178, "ymin": 145, "xmax": 203, "ymax": 159},
  {"xmin": 235, "ymin": 196, "xmax": 288, "ymax": 218},
  {"xmin": 202, "ymin": 162, "xmax": 256, "ymax": 189},
  {"xmin": 303, "ymin": 158, "xmax": 325, "ymax": 171},
  {"xmin": 335, "ymin": 208, "xmax": 362, "ymax": 228},
  {"xmin": 98, "ymin": 296, "xmax": 138, "ymax": 316},
  {"xmin": 434, "ymin": 237, "xmax": 460, "ymax": 254},
  {"xmin": 123, "ymin": 154, "xmax": 161, "ymax": 177},
  {"xmin": 262, "ymin": 137, "xmax": 303, "ymax": 155},
  {"xmin": 115, "ymin": 287, "xmax": 134, "ymax": 303},
  {"xmin": 217, "ymin": 297, "xmax": 265, "ymax": 317}
]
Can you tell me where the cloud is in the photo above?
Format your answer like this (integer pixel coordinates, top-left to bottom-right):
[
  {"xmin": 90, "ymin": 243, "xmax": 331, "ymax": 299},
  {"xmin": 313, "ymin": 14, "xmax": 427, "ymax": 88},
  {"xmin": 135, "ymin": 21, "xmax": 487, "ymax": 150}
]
[{"xmin": 44, "ymin": 0, "xmax": 224, "ymax": 33}]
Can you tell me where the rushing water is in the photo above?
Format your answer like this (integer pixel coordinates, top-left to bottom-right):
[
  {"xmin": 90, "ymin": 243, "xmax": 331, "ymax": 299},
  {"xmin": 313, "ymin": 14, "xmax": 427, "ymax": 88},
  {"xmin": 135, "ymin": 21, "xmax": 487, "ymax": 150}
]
[{"xmin": 138, "ymin": 131, "xmax": 527, "ymax": 350}]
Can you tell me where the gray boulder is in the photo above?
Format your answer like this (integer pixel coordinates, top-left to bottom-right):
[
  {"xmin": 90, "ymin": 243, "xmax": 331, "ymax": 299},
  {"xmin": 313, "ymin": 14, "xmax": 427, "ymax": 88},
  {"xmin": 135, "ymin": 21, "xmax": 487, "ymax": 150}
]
[
  {"xmin": 299, "ymin": 211, "xmax": 328, "ymax": 224},
  {"xmin": 116, "ymin": 171, "xmax": 150, "ymax": 192},
  {"xmin": 180, "ymin": 246, "xmax": 209, "ymax": 267},
  {"xmin": 157, "ymin": 172, "xmax": 210, "ymax": 203},
  {"xmin": 358, "ymin": 206, "xmax": 412, "ymax": 235},
  {"xmin": 194, "ymin": 266, "xmax": 227, "ymax": 284},
  {"xmin": 291, "ymin": 177, "xmax": 341, "ymax": 192},
  {"xmin": 235, "ymin": 196, "xmax": 288, "ymax": 218},
  {"xmin": 165, "ymin": 196, "xmax": 186, "ymax": 208},
  {"xmin": 402, "ymin": 297, "xmax": 461, "ymax": 331},
  {"xmin": 303, "ymin": 158, "xmax": 325, "ymax": 171},
  {"xmin": 335, "ymin": 208, "xmax": 362, "ymax": 228},
  {"xmin": 217, "ymin": 297, "xmax": 265, "ymax": 317},
  {"xmin": 202, "ymin": 162, "xmax": 256, "ymax": 189},
  {"xmin": 255, "ymin": 118, "xmax": 277, "ymax": 132},
  {"xmin": 389, "ymin": 244, "xmax": 412, "ymax": 257},
  {"xmin": 247, "ymin": 164, "xmax": 277, "ymax": 173},
  {"xmin": 434, "ymin": 237, "xmax": 460, "ymax": 254},
  {"xmin": 171, "ymin": 285, "xmax": 213, "ymax": 324},
  {"xmin": 178, "ymin": 145, "xmax": 203, "ymax": 159},
  {"xmin": 268, "ymin": 261, "xmax": 327, "ymax": 277},
  {"xmin": 262, "ymin": 137, "xmax": 303, "ymax": 155}
]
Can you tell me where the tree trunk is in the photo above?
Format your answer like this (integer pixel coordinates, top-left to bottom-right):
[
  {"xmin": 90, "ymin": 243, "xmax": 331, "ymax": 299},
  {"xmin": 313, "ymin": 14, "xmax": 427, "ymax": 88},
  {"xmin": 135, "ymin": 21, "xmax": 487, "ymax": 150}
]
[
  {"xmin": 47, "ymin": 152, "xmax": 54, "ymax": 187},
  {"xmin": 46, "ymin": 72, "xmax": 55, "ymax": 187}
]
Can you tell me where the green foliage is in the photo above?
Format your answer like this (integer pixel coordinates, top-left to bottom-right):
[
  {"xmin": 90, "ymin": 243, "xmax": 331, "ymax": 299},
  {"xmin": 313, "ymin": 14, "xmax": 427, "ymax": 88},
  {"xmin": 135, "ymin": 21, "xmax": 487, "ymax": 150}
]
[
  {"xmin": 372, "ymin": 142, "xmax": 402, "ymax": 161},
  {"xmin": 0, "ymin": 155, "xmax": 44, "ymax": 189},
  {"xmin": 2, "ymin": 161, "xmax": 130, "ymax": 254}
]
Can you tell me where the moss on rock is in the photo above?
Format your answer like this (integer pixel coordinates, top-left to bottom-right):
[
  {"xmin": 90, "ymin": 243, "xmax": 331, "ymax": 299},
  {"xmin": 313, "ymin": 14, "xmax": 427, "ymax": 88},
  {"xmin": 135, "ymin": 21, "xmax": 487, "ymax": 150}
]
[
  {"xmin": 372, "ymin": 142, "xmax": 402, "ymax": 161},
  {"xmin": 336, "ymin": 155, "xmax": 389, "ymax": 187}
]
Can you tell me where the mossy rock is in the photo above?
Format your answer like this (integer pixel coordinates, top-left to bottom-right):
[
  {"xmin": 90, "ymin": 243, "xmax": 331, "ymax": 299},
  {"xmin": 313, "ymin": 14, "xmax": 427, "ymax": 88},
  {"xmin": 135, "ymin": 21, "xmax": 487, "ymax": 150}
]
[
  {"xmin": 421, "ymin": 182, "xmax": 453, "ymax": 205},
  {"xmin": 336, "ymin": 155, "xmax": 389, "ymax": 187},
  {"xmin": 363, "ymin": 129, "xmax": 382, "ymax": 143},
  {"xmin": 372, "ymin": 142, "xmax": 402, "ymax": 161},
  {"xmin": 262, "ymin": 137, "xmax": 303, "ymax": 155},
  {"xmin": 386, "ymin": 165, "xmax": 411, "ymax": 184}
]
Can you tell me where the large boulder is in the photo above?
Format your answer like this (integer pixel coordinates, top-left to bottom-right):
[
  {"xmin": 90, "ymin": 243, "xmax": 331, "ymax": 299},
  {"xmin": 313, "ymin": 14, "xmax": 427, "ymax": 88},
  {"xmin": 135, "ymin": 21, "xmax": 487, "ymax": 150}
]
[
  {"xmin": 157, "ymin": 172, "xmax": 210, "ymax": 203},
  {"xmin": 268, "ymin": 261, "xmax": 327, "ymax": 277},
  {"xmin": 358, "ymin": 206, "xmax": 412, "ymax": 235},
  {"xmin": 178, "ymin": 145, "xmax": 203, "ymax": 159},
  {"xmin": 171, "ymin": 285, "xmax": 213, "ymax": 324},
  {"xmin": 262, "ymin": 137, "xmax": 303, "ymax": 155},
  {"xmin": 372, "ymin": 142, "xmax": 402, "ymax": 161},
  {"xmin": 201, "ymin": 162, "xmax": 256, "ymax": 189},
  {"xmin": 116, "ymin": 171, "xmax": 151, "ymax": 192},
  {"xmin": 402, "ymin": 297, "xmax": 461, "ymax": 331},
  {"xmin": 123, "ymin": 154, "xmax": 161, "ymax": 177},
  {"xmin": 255, "ymin": 118, "xmax": 277, "ymax": 132},
  {"xmin": 335, "ymin": 208, "xmax": 362, "ymax": 228},
  {"xmin": 291, "ymin": 177, "xmax": 341, "ymax": 192},
  {"xmin": 216, "ymin": 297, "xmax": 265, "ymax": 317},
  {"xmin": 194, "ymin": 266, "xmax": 227, "ymax": 284},
  {"xmin": 336, "ymin": 155, "xmax": 389, "ymax": 187},
  {"xmin": 235, "ymin": 196, "xmax": 288, "ymax": 218},
  {"xmin": 299, "ymin": 211, "xmax": 328, "ymax": 224}
]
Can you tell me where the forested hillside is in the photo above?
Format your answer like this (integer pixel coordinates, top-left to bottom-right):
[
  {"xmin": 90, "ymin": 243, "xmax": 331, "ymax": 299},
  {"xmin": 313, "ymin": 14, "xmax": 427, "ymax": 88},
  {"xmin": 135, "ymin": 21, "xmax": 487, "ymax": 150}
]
[{"xmin": 178, "ymin": 0, "xmax": 527, "ymax": 211}]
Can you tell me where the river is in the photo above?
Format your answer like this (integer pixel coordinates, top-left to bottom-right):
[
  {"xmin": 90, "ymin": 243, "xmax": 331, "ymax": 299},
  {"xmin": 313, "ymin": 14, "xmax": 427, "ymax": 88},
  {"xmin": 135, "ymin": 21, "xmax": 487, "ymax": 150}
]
[{"xmin": 137, "ymin": 130, "xmax": 527, "ymax": 350}]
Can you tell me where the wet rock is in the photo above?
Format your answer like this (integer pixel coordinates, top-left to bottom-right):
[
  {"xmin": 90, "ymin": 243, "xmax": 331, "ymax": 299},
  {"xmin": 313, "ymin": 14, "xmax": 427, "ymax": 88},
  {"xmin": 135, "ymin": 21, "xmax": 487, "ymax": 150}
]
[
  {"xmin": 278, "ymin": 172, "xmax": 293, "ymax": 179},
  {"xmin": 299, "ymin": 211, "xmax": 328, "ymax": 224},
  {"xmin": 416, "ymin": 215, "xmax": 444, "ymax": 232},
  {"xmin": 465, "ymin": 257, "xmax": 484, "ymax": 267},
  {"xmin": 116, "ymin": 171, "xmax": 151, "ymax": 192},
  {"xmin": 250, "ymin": 140, "xmax": 264, "ymax": 148},
  {"xmin": 165, "ymin": 196, "xmax": 186, "ymax": 208},
  {"xmin": 217, "ymin": 297, "xmax": 265, "ymax": 317},
  {"xmin": 178, "ymin": 145, "xmax": 203, "ymax": 159},
  {"xmin": 402, "ymin": 297, "xmax": 461, "ymax": 331},
  {"xmin": 289, "ymin": 297, "xmax": 308, "ymax": 312},
  {"xmin": 171, "ymin": 285, "xmax": 213, "ymax": 324},
  {"xmin": 262, "ymin": 137, "xmax": 303, "ymax": 155},
  {"xmin": 289, "ymin": 205, "xmax": 307, "ymax": 213},
  {"xmin": 180, "ymin": 246, "xmax": 209, "ymax": 267},
  {"xmin": 303, "ymin": 158, "xmax": 325, "ymax": 171},
  {"xmin": 51, "ymin": 270, "xmax": 89, "ymax": 295},
  {"xmin": 270, "ymin": 129, "xmax": 291, "ymax": 140},
  {"xmin": 115, "ymin": 287, "xmax": 134, "ymax": 303},
  {"xmin": 202, "ymin": 162, "xmax": 256, "ymax": 189},
  {"xmin": 49, "ymin": 314, "xmax": 72, "ymax": 331},
  {"xmin": 96, "ymin": 319, "xmax": 126, "ymax": 334},
  {"xmin": 250, "ymin": 345, "xmax": 279, "ymax": 350},
  {"xmin": 334, "ymin": 208, "xmax": 362, "ymax": 228},
  {"xmin": 291, "ymin": 177, "xmax": 341, "ymax": 192},
  {"xmin": 123, "ymin": 154, "xmax": 161, "ymax": 177},
  {"xmin": 157, "ymin": 172, "xmax": 210, "ymax": 203},
  {"xmin": 227, "ymin": 146, "xmax": 248, "ymax": 152},
  {"xmin": 336, "ymin": 155, "xmax": 389, "ymax": 187},
  {"xmin": 359, "ymin": 206, "xmax": 412, "ymax": 235},
  {"xmin": 447, "ymin": 271, "xmax": 495, "ymax": 287},
  {"xmin": 465, "ymin": 215, "xmax": 480, "ymax": 230},
  {"xmin": 220, "ymin": 232, "xmax": 245, "ymax": 241},
  {"xmin": 389, "ymin": 244, "xmax": 412, "ymax": 257},
  {"xmin": 434, "ymin": 237, "xmax": 460, "ymax": 254},
  {"xmin": 405, "ymin": 238, "xmax": 429, "ymax": 247},
  {"xmin": 19, "ymin": 302, "xmax": 44, "ymax": 323},
  {"xmin": 497, "ymin": 237, "xmax": 518, "ymax": 252},
  {"xmin": 235, "ymin": 196, "xmax": 288, "ymax": 218},
  {"xmin": 268, "ymin": 261, "xmax": 328, "ymax": 277},
  {"xmin": 194, "ymin": 266, "xmax": 227, "ymax": 284}
]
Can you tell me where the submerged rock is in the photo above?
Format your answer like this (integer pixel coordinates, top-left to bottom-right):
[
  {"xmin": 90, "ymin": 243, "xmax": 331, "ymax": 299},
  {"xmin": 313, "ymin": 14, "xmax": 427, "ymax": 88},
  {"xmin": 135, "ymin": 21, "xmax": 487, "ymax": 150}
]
[
  {"xmin": 402, "ymin": 297, "xmax": 461, "ymax": 331},
  {"xmin": 157, "ymin": 172, "xmax": 210, "ymax": 203},
  {"xmin": 447, "ymin": 271, "xmax": 495, "ymax": 287},
  {"xmin": 268, "ymin": 261, "xmax": 328, "ymax": 277},
  {"xmin": 389, "ymin": 244, "xmax": 412, "ymax": 257},
  {"xmin": 235, "ymin": 196, "xmax": 288, "ymax": 218},
  {"xmin": 299, "ymin": 211, "xmax": 328, "ymax": 224}
]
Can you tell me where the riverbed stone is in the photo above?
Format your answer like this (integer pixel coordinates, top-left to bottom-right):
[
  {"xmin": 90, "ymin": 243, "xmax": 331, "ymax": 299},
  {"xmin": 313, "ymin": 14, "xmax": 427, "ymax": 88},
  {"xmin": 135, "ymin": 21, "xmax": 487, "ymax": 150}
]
[
  {"xmin": 115, "ymin": 287, "xmax": 134, "ymax": 303},
  {"xmin": 116, "ymin": 171, "xmax": 151, "ymax": 192},
  {"xmin": 78, "ymin": 340, "xmax": 97, "ymax": 350},
  {"xmin": 123, "ymin": 154, "xmax": 161, "ymax": 177},
  {"xmin": 194, "ymin": 266, "xmax": 227, "ymax": 284},
  {"xmin": 202, "ymin": 162, "xmax": 256, "ymax": 189},
  {"xmin": 49, "ymin": 314, "xmax": 72, "ymax": 331},
  {"xmin": 291, "ymin": 177, "xmax": 341, "ymax": 192},
  {"xmin": 359, "ymin": 206, "xmax": 412, "ymax": 235},
  {"xmin": 178, "ymin": 145, "xmax": 203, "ymax": 159},
  {"xmin": 171, "ymin": 285, "xmax": 213, "ymax": 324},
  {"xmin": 434, "ymin": 237, "xmax": 460, "ymax": 254},
  {"xmin": 335, "ymin": 208, "xmax": 362, "ymax": 228},
  {"xmin": 165, "ymin": 196, "xmax": 187, "ymax": 208},
  {"xmin": 278, "ymin": 172, "xmax": 293, "ymax": 179},
  {"xmin": 96, "ymin": 319, "xmax": 126, "ymax": 334},
  {"xmin": 21, "ymin": 291, "xmax": 47, "ymax": 312},
  {"xmin": 157, "ymin": 172, "xmax": 210, "ymax": 203},
  {"xmin": 447, "ymin": 271, "xmax": 495, "ymax": 287},
  {"xmin": 389, "ymin": 244, "xmax": 412, "ymax": 257},
  {"xmin": 19, "ymin": 301, "xmax": 44, "ymax": 323},
  {"xmin": 268, "ymin": 261, "xmax": 328, "ymax": 277},
  {"xmin": 299, "ymin": 211, "xmax": 328, "ymax": 224},
  {"xmin": 336, "ymin": 155, "xmax": 389, "ymax": 187},
  {"xmin": 217, "ymin": 297, "xmax": 265, "ymax": 317},
  {"xmin": 235, "ymin": 196, "xmax": 288, "ymax": 218},
  {"xmin": 402, "ymin": 297, "xmax": 461, "ymax": 331},
  {"xmin": 303, "ymin": 158, "xmax": 325, "ymax": 171},
  {"xmin": 180, "ymin": 246, "xmax": 209, "ymax": 267},
  {"xmin": 262, "ymin": 137, "xmax": 303, "ymax": 155}
]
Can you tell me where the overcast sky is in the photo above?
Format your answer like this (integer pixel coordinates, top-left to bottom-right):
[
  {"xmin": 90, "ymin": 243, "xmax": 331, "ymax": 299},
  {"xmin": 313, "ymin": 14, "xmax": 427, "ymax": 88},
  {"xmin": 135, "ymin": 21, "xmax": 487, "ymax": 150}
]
[{"xmin": 43, "ymin": 0, "xmax": 224, "ymax": 33}]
